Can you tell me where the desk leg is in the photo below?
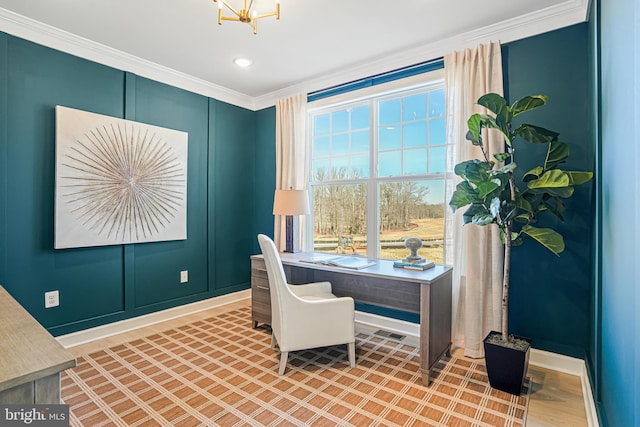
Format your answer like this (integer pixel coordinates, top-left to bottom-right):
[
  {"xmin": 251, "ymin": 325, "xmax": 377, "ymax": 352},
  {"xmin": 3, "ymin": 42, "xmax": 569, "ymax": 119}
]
[
  {"xmin": 420, "ymin": 282, "xmax": 431, "ymax": 386},
  {"xmin": 420, "ymin": 343, "xmax": 452, "ymax": 386},
  {"xmin": 421, "ymin": 370, "xmax": 431, "ymax": 386},
  {"xmin": 419, "ymin": 274, "xmax": 452, "ymax": 386}
]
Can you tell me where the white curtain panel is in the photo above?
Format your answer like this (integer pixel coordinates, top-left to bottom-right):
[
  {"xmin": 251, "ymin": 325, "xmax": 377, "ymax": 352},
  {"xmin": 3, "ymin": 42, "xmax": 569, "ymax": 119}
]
[
  {"xmin": 274, "ymin": 94, "xmax": 308, "ymax": 251},
  {"xmin": 444, "ymin": 42, "xmax": 505, "ymax": 358}
]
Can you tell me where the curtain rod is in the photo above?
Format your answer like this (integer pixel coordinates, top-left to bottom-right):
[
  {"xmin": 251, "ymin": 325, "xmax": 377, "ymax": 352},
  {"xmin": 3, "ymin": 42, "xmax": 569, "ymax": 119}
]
[{"xmin": 308, "ymin": 57, "xmax": 444, "ymax": 102}]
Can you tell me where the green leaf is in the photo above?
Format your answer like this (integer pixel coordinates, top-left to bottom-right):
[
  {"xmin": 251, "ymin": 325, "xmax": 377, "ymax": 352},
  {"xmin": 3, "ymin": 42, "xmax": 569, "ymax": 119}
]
[
  {"xmin": 478, "ymin": 114, "xmax": 502, "ymax": 134},
  {"xmin": 500, "ymin": 202, "xmax": 518, "ymax": 224},
  {"xmin": 516, "ymin": 196, "xmax": 533, "ymax": 213},
  {"xmin": 456, "ymin": 160, "xmax": 492, "ymax": 185},
  {"xmin": 477, "ymin": 180, "xmax": 500, "ymax": 199},
  {"xmin": 527, "ymin": 170, "xmax": 570, "ymax": 189},
  {"xmin": 523, "ymin": 166, "xmax": 544, "ymax": 182},
  {"xmin": 521, "ymin": 225, "xmax": 565, "ymax": 255},
  {"xmin": 449, "ymin": 183, "xmax": 477, "ymax": 211},
  {"xmin": 477, "ymin": 93, "xmax": 508, "ymax": 116},
  {"xmin": 521, "ymin": 191, "xmax": 538, "ymax": 206},
  {"xmin": 472, "ymin": 212, "xmax": 495, "ymax": 226},
  {"xmin": 465, "ymin": 130, "xmax": 483, "ymax": 146},
  {"xmin": 510, "ymin": 95, "xmax": 548, "ymax": 117},
  {"xmin": 494, "ymin": 152, "xmax": 510, "ymax": 163},
  {"xmin": 493, "ymin": 163, "xmax": 517, "ymax": 175},
  {"xmin": 454, "ymin": 161, "xmax": 469, "ymax": 177},
  {"xmin": 462, "ymin": 204, "xmax": 488, "ymax": 225},
  {"xmin": 535, "ymin": 186, "xmax": 575, "ymax": 198},
  {"xmin": 489, "ymin": 173, "xmax": 511, "ymax": 189},
  {"xmin": 515, "ymin": 124, "xmax": 560, "ymax": 143},
  {"xmin": 466, "ymin": 114, "xmax": 482, "ymax": 144},
  {"xmin": 495, "ymin": 112, "xmax": 511, "ymax": 137},
  {"xmin": 512, "ymin": 234, "xmax": 524, "ymax": 246},
  {"xmin": 475, "ymin": 92, "xmax": 511, "ymax": 137},
  {"xmin": 544, "ymin": 141, "xmax": 570, "ymax": 170},
  {"xmin": 543, "ymin": 197, "xmax": 566, "ymax": 221},
  {"xmin": 565, "ymin": 171, "xmax": 593, "ymax": 185}
]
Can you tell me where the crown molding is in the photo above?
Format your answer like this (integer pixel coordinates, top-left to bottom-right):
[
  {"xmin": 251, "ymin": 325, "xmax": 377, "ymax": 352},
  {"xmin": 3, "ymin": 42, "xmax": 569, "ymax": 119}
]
[
  {"xmin": 252, "ymin": 0, "xmax": 591, "ymax": 110},
  {"xmin": 0, "ymin": 1, "xmax": 589, "ymax": 112},
  {"xmin": 0, "ymin": 7, "xmax": 255, "ymax": 110}
]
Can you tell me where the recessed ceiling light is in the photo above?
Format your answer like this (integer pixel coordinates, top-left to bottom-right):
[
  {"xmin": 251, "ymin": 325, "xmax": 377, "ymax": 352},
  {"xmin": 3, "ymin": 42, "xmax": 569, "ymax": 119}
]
[{"xmin": 233, "ymin": 58, "xmax": 252, "ymax": 68}]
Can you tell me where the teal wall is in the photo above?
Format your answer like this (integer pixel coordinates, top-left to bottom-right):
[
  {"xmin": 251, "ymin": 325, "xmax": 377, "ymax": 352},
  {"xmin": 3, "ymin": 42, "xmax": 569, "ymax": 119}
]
[
  {"xmin": 253, "ymin": 106, "xmax": 277, "ymax": 254},
  {"xmin": 502, "ymin": 24, "xmax": 595, "ymax": 358},
  {"xmin": 598, "ymin": 0, "xmax": 639, "ymax": 424},
  {"xmin": 0, "ymin": 33, "xmax": 270, "ymax": 335},
  {"xmin": 210, "ymin": 100, "xmax": 257, "ymax": 292}
]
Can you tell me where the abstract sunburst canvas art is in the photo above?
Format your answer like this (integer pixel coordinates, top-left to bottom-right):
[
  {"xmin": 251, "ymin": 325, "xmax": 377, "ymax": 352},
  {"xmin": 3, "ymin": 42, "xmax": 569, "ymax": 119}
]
[{"xmin": 55, "ymin": 106, "xmax": 188, "ymax": 249}]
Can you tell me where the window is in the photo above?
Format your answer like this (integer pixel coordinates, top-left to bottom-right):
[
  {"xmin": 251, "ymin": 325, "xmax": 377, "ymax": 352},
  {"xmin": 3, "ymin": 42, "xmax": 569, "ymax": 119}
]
[{"xmin": 307, "ymin": 70, "xmax": 450, "ymax": 263}]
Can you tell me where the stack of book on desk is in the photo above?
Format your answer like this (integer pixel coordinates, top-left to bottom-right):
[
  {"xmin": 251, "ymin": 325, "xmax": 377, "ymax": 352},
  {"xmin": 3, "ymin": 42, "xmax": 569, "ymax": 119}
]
[
  {"xmin": 393, "ymin": 260, "xmax": 435, "ymax": 271},
  {"xmin": 300, "ymin": 255, "xmax": 376, "ymax": 270}
]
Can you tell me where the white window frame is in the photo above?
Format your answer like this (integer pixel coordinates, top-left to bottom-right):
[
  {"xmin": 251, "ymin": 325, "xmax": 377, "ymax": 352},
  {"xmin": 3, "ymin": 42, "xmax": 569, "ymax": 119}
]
[{"xmin": 305, "ymin": 69, "xmax": 447, "ymax": 259}]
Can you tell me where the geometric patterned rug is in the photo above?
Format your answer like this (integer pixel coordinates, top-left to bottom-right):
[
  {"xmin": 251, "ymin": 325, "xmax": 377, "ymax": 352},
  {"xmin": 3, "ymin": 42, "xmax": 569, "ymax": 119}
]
[{"xmin": 61, "ymin": 307, "xmax": 530, "ymax": 426}]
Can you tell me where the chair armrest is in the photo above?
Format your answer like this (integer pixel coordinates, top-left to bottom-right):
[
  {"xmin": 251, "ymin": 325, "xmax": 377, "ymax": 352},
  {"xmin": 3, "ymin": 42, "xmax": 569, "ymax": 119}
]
[{"xmin": 288, "ymin": 281, "xmax": 333, "ymax": 297}]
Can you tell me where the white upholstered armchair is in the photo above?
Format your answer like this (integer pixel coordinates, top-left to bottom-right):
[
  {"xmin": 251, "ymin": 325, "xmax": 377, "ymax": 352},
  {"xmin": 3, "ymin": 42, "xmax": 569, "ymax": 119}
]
[{"xmin": 257, "ymin": 234, "xmax": 356, "ymax": 375}]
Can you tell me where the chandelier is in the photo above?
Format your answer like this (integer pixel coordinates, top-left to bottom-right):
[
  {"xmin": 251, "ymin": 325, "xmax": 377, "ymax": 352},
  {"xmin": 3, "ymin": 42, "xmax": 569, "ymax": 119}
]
[{"xmin": 213, "ymin": 0, "xmax": 280, "ymax": 35}]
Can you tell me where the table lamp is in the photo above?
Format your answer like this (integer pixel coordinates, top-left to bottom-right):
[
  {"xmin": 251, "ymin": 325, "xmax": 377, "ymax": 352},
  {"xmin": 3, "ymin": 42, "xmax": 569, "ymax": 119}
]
[{"xmin": 273, "ymin": 188, "xmax": 310, "ymax": 253}]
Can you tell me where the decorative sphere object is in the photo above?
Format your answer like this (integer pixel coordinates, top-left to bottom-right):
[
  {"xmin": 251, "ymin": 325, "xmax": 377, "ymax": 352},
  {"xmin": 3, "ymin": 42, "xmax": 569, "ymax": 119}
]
[{"xmin": 404, "ymin": 237, "xmax": 426, "ymax": 263}]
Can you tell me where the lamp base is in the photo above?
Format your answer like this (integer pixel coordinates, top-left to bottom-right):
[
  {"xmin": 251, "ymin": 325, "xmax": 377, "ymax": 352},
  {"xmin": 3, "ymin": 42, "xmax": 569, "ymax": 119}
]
[{"xmin": 283, "ymin": 215, "xmax": 301, "ymax": 253}]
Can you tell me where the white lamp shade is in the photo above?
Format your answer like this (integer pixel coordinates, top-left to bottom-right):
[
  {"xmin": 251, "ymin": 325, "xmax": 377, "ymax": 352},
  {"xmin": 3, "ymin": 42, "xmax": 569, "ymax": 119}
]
[{"xmin": 273, "ymin": 189, "xmax": 310, "ymax": 215}]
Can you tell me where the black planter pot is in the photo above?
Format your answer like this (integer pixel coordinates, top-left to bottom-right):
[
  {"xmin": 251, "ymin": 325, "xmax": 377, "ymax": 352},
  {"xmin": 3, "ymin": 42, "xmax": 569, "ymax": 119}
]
[{"xmin": 483, "ymin": 331, "xmax": 531, "ymax": 396}]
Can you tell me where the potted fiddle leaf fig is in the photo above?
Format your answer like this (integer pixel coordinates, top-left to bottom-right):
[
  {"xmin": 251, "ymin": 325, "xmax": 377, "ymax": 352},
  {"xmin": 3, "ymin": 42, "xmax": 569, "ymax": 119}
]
[{"xmin": 449, "ymin": 93, "xmax": 593, "ymax": 395}]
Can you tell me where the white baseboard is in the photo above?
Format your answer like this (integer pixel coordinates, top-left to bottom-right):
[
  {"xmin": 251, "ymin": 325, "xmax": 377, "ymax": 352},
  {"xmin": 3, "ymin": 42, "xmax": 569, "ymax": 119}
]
[
  {"xmin": 56, "ymin": 290, "xmax": 251, "ymax": 349},
  {"xmin": 58, "ymin": 298, "xmax": 417, "ymax": 349},
  {"xmin": 580, "ymin": 361, "xmax": 599, "ymax": 427},
  {"xmin": 529, "ymin": 348, "xmax": 584, "ymax": 376}
]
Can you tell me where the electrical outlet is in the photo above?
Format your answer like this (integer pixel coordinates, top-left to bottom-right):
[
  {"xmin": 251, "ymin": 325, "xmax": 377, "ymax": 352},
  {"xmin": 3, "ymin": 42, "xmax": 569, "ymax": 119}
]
[
  {"xmin": 180, "ymin": 270, "xmax": 188, "ymax": 283},
  {"xmin": 45, "ymin": 290, "xmax": 59, "ymax": 308}
]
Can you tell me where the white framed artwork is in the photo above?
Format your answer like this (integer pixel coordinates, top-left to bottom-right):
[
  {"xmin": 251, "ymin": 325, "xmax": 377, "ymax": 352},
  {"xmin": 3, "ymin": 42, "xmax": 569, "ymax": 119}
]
[{"xmin": 55, "ymin": 106, "xmax": 188, "ymax": 249}]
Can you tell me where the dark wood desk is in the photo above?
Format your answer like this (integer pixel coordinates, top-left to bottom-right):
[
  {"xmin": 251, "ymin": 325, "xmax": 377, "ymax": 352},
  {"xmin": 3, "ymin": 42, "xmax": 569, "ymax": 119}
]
[{"xmin": 250, "ymin": 252, "xmax": 452, "ymax": 385}]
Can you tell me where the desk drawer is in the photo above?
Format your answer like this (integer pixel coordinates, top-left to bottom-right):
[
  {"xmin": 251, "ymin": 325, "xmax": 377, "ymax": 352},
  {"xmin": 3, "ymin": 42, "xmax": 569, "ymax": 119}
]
[
  {"xmin": 252, "ymin": 286, "xmax": 271, "ymax": 319},
  {"xmin": 251, "ymin": 258, "xmax": 271, "ymax": 326},
  {"xmin": 252, "ymin": 276, "xmax": 270, "ymax": 292},
  {"xmin": 251, "ymin": 259, "xmax": 267, "ymax": 274}
]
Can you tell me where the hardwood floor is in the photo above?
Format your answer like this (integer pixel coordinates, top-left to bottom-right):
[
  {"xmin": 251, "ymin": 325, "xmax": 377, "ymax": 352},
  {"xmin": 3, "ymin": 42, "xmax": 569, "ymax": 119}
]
[
  {"xmin": 526, "ymin": 365, "xmax": 588, "ymax": 426},
  {"xmin": 67, "ymin": 299, "xmax": 589, "ymax": 426}
]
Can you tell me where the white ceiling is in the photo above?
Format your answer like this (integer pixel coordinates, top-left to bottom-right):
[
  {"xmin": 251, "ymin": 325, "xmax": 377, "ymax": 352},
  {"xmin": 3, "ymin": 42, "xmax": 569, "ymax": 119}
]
[{"xmin": 0, "ymin": 0, "xmax": 589, "ymax": 110}]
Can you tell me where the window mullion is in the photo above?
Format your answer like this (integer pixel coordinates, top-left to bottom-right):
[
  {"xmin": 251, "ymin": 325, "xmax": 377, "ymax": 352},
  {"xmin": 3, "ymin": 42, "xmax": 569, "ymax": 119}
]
[
  {"xmin": 304, "ymin": 117, "xmax": 314, "ymax": 251},
  {"xmin": 368, "ymin": 99, "xmax": 379, "ymax": 259}
]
